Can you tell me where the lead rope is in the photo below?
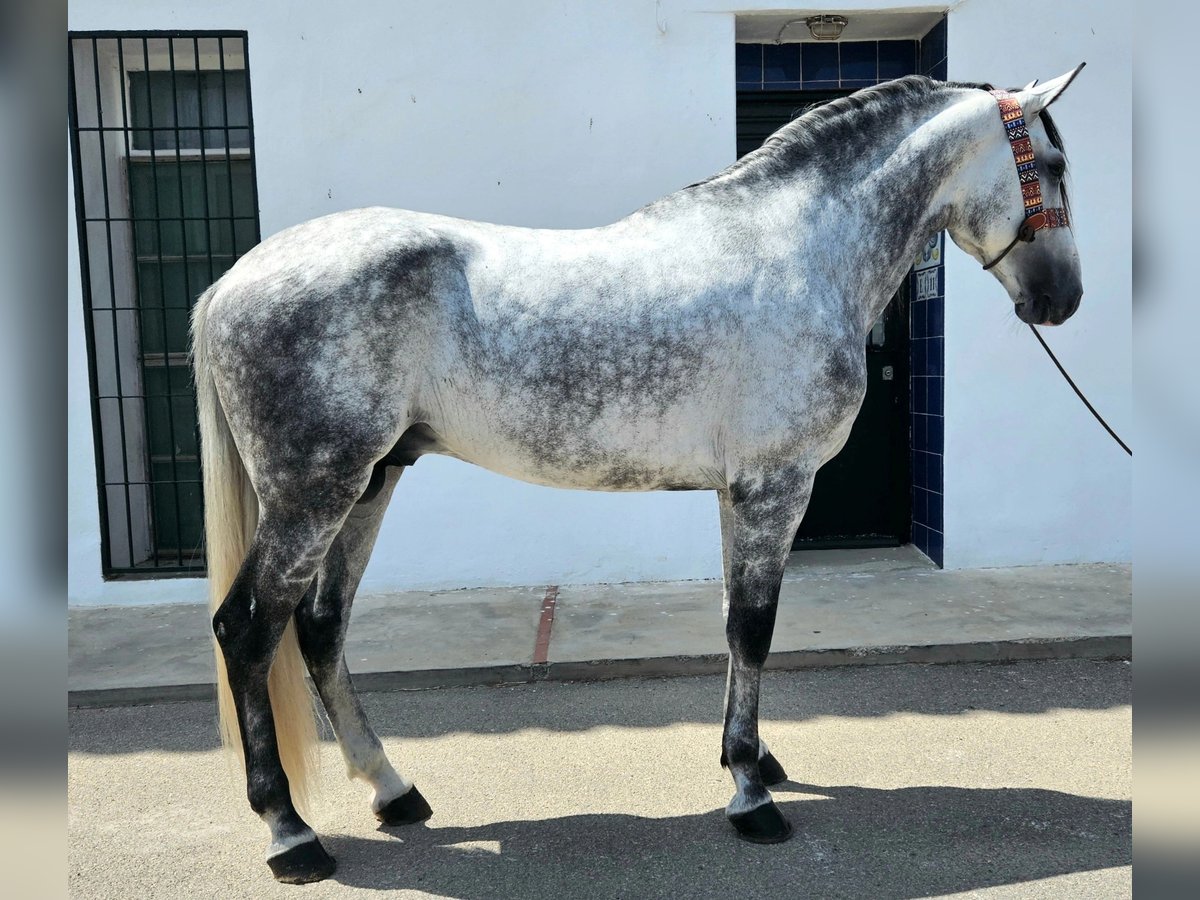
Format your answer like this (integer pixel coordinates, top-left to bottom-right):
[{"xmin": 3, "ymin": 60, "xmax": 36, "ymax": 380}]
[{"xmin": 1027, "ymin": 324, "xmax": 1132, "ymax": 456}]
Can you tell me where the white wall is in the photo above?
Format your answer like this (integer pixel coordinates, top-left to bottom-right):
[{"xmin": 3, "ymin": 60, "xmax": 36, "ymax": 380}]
[
  {"xmin": 68, "ymin": 0, "xmax": 740, "ymax": 605},
  {"xmin": 943, "ymin": 0, "xmax": 1132, "ymax": 568},
  {"xmin": 67, "ymin": 0, "xmax": 1131, "ymax": 605}
]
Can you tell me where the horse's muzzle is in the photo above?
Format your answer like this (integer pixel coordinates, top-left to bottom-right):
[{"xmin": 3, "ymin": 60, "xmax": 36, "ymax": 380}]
[{"xmin": 1015, "ymin": 284, "xmax": 1083, "ymax": 326}]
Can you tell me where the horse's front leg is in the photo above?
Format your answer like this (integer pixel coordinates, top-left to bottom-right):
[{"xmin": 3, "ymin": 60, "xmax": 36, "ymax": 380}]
[
  {"xmin": 717, "ymin": 463, "xmax": 815, "ymax": 843},
  {"xmin": 718, "ymin": 491, "xmax": 789, "ymax": 787},
  {"xmin": 294, "ymin": 466, "xmax": 432, "ymax": 826}
]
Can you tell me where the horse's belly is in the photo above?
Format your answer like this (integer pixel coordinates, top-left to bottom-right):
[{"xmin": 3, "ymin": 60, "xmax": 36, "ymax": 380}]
[{"xmin": 426, "ymin": 402, "xmax": 725, "ymax": 492}]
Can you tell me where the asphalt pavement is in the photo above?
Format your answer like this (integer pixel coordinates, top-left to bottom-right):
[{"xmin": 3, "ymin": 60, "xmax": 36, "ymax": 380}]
[{"xmin": 68, "ymin": 659, "xmax": 1131, "ymax": 899}]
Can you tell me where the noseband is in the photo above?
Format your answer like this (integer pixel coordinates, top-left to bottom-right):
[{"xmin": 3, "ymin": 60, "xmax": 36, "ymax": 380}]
[{"xmin": 980, "ymin": 90, "xmax": 1070, "ymax": 271}]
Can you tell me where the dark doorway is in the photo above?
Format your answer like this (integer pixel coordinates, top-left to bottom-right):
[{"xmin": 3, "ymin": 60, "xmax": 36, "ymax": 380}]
[{"xmin": 737, "ymin": 89, "xmax": 911, "ymax": 549}]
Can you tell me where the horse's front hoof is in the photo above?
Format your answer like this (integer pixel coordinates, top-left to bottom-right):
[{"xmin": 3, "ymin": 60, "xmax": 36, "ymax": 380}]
[
  {"xmin": 758, "ymin": 751, "xmax": 788, "ymax": 786},
  {"xmin": 375, "ymin": 785, "xmax": 433, "ymax": 826},
  {"xmin": 729, "ymin": 801, "xmax": 793, "ymax": 844},
  {"xmin": 267, "ymin": 838, "xmax": 337, "ymax": 884}
]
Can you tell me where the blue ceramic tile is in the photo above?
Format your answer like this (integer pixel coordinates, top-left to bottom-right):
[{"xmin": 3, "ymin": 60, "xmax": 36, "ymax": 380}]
[
  {"xmin": 737, "ymin": 82, "xmax": 764, "ymax": 91},
  {"xmin": 841, "ymin": 78, "xmax": 877, "ymax": 90},
  {"xmin": 912, "ymin": 522, "xmax": 927, "ymax": 555},
  {"xmin": 928, "ymin": 414, "xmax": 944, "ymax": 454},
  {"xmin": 931, "ymin": 58, "xmax": 947, "ymax": 80},
  {"xmin": 911, "ymin": 338, "xmax": 926, "ymax": 376},
  {"xmin": 929, "ymin": 454, "xmax": 943, "ymax": 493},
  {"xmin": 922, "ymin": 18, "xmax": 947, "ymax": 72},
  {"xmin": 928, "ymin": 492, "xmax": 944, "ymax": 533},
  {"xmin": 928, "ymin": 530, "xmax": 944, "ymax": 566},
  {"xmin": 770, "ymin": 81, "xmax": 805, "ymax": 91},
  {"xmin": 801, "ymin": 79, "xmax": 838, "ymax": 91},
  {"xmin": 912, "ymin": 298, "xmax": 927, "ymax": 339},
  {"xmin": 839, "ymin": 42, "xmax": 877, "ymax": 82},
  {"xmin": 802, "ymin": 42, "xmax": 838, "ymax": 85},
  {"xmin": 914, "ymin": 486, "xmax": 928, "ymax": 525},
  {"xmin": 927, "ymin": 295, "xmax": 944, "ymax": 336},
  {"xmin": 912, "ymin": 412, "xmax": 927, "ymax": 451},
  {"xmin": 763, "ymin": 43, "xmax": 801, "ymax": 83},
  {"xmin": 928, "ymin": 377, "xmax": 943, "ymax": 416},
  {"xmin": 736, "ymin": 44, "xmax": 762, "ymax": 85},
  {"xmin": 878, "ymin": 40, "xmax": 917, "ymax": 79},
  {"xmin": 912, "ymin": 377, "xmax": 926, "ymax": 416},
  {"xmin": 929, "ymin": 337, "xmax": 944, "ymax": 377}
]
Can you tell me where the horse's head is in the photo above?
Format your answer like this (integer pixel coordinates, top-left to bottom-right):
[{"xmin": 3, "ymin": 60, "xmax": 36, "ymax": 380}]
[{"xmin": 949, "ymin": 66, "xmax": 1085, "ymax": 326}]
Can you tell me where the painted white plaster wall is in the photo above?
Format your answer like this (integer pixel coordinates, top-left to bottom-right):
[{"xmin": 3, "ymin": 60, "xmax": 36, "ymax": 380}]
[
  {"xmin": 943, "ymin": 0, "xmax": 1132, "ymax": 568},
  {"xmin": 67, "ymin": 0, "xmax": 742, "ymax": 605},
  {"xmin": 67, "ymin": 0, "xmax": 1131, "ymax": 605}
]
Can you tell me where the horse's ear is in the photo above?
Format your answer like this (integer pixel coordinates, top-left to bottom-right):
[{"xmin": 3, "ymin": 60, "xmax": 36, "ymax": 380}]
[{"xmin": 1017, "ymin": 63, "xmax": 1085, "ymax": 118}]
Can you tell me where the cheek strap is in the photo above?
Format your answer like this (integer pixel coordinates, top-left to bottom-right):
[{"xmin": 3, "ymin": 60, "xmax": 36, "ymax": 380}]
[{"xmin": 980, "ymin": 89, "xmax": 1070, "ymax": 271}]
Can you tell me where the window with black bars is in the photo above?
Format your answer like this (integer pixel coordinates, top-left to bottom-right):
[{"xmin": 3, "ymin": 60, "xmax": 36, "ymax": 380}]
[{"xmin": 68, "ymin": 32, "xmax": 262, "ymax": 576}]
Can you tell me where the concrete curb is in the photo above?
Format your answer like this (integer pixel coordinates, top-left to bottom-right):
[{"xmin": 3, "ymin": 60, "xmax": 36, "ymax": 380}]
[{"xmin": 68, "ymin": 634, "xmax": 1130, "ymax": 708}]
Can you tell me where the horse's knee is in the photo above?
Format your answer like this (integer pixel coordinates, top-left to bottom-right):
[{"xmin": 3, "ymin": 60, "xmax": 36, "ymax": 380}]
[
  {"xmin": 725, "ymin": 601, "xmax": 778, "ymax": 668},
  {"xmin": 294, "ymin": 589, "xmax": 347, "ymax": 674}
]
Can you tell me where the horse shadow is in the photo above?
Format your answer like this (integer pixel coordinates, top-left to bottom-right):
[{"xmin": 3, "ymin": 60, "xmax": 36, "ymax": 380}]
[{"xmin": 321, "ymin": 782, "xmax": 1130, "ymax": 899}]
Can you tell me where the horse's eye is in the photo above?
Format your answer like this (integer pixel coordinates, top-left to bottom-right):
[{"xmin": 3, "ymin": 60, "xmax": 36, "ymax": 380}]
[{"xmin": 1048, "ymin": 160, "xmax": 1066, "ymax": 179}]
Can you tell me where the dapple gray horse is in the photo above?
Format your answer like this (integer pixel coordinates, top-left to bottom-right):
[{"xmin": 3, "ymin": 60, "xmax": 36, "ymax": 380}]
[{"xmin": 192, "ymin": 70, "xmax": 1085, "ymax": 882}]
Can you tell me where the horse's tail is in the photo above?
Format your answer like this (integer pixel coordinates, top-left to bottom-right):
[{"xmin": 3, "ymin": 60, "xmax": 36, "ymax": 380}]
[{"xmin": 192, "ymin": 284, "xmax": 320, "ymax": 814}]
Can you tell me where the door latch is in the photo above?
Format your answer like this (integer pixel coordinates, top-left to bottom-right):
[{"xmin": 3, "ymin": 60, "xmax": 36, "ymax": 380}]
[{"xmin": 882, "ymin": 366, "xmax": 894, "ymax": 381}]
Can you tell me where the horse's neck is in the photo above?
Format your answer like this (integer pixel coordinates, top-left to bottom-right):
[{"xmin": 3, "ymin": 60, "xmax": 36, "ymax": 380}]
[{"xmin": 734, "ymin": 94, "xmax": 981, "ymax": 334}]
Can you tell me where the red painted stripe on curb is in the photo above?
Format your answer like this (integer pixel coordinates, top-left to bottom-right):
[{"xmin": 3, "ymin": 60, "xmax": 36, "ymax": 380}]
[{"xmin": 533, "ymin": 585, "xmax": 559, "ymax": 665}]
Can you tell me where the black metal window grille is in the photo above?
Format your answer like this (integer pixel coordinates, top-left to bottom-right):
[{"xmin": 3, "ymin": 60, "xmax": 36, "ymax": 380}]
[{"xmin": 68, "ymin": 32, "xmax": 263, "ymax": 577}]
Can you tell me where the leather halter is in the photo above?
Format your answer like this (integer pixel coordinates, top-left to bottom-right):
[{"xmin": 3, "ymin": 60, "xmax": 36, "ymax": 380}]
[{"xmin": 980, "ymin": 90, "xmax": 1070, "ymax": 271}]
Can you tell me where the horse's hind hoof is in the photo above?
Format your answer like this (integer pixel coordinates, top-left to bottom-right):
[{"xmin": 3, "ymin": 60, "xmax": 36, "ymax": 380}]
[
  {"xmin": 267, "ymin": 838, "xmax": 337, "ymax": 884},
  {"xmin": 729, "ymin": 801, "xmax": 793, "ymax": 844},
  {"xmin": 758, "ymin": 751, "xmax": 788, "ymax": 786},
  {"xmin": 375, "ymin": 785, "xmax": 433, "ymax": 826}
]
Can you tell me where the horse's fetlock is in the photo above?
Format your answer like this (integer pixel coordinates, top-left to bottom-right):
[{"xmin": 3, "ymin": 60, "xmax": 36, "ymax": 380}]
[
  {"xmin": 723, "ymin": 734, "xmax": 759, "ymax": 769},
  {"xmin": 247, "ymin": 772, "xmax": 290, "ymax": 817}
]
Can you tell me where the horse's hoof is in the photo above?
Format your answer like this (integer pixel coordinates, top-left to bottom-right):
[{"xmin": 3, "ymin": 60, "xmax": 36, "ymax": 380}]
[
  {"xmin": 729, "ymin": 801, "xmax": 793, "ymax": 844},
  {"xmin": 375, "ymin": 785, "xmax": 433, "ymax": 826},
  {"xmin": 758, "ymin": 751, "xmax": 788, "ymax": 786},
  {"xmin": 267, "ymin": 838, "xmax": 337, "ymax": 884}
]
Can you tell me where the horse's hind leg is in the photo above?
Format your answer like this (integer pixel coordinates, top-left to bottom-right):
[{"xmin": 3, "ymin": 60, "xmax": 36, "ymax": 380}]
[
  {"xmin": 293, "ymin": 465, "xmax": 432, "ymax": 826},
  {"xmin": 212, "ymin": 483, "xmax": 365, "ymax": 884},
  {"xmin": 717, "ymin": 462, "xmax": 816, "ymax": 843}
]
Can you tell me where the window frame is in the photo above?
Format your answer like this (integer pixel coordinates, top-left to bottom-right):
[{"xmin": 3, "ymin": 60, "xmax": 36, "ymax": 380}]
[{"xmin": 68, "ymin": 29, "xmax": 263, "ymax": 579}]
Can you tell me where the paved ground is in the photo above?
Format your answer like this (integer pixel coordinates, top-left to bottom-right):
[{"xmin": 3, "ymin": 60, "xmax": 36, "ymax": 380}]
[
  {"xmin": 69, "ymin": 548, "xmax": 1131, "ymax": 703},
  {"xmin": 68, "ymin": 659, "xmax": 1131, "ymax": 899}
]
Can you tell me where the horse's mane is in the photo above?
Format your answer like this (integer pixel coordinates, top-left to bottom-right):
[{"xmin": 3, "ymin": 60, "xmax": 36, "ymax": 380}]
[{"xmin": 688, "ymin": 74, "xmax": 1069, "ymax": 214}]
